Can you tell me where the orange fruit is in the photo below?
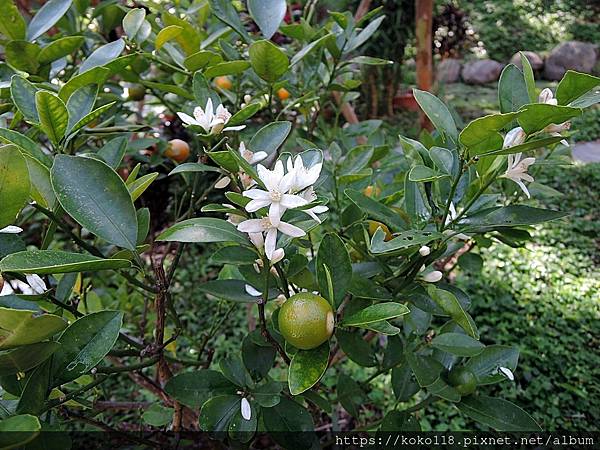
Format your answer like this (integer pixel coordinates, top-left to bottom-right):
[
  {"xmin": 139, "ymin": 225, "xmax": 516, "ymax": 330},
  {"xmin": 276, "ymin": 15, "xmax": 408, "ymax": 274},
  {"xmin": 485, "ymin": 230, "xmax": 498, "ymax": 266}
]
[
  {"xmin": 277, "ymin": 87, "xmax": 290, "ymax": 101},
  {"xmin": 165, "ymin": 139, "xmax": 190, "ymax": 163},
  {"xmin": 214, "ymin": 76, "xmax": 233, "ymax": 90},
  {"xmin": 363, "ymin": 185, "xmax": 381, "ymax": 197},
  {"xmin": 278, "ymin": 293, "xmax": 334, "ymax": 350},
  {"xmin": 368, "ymin": 220, "xmax": 393, "ymax": 241}
]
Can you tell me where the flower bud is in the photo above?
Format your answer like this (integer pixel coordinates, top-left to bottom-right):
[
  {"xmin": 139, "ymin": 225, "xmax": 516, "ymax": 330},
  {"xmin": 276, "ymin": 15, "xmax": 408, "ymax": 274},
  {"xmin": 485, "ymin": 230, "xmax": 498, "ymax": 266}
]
[
  {"xmin": 538, "ymin": 88, "xmax": 557, "ymax": 105},
  {"xmin": 244, "ymin": 94, "xmax": 252, "ymax": 103},
  {"xmin": 241, "ymin": 398, "xmax": 252, "ymax": 421},
  {"xmin": 544, "ymin": 122, "xmax": 571, "ymax": 133},
  {"xmin": 419, "ymin": 245, "xmax": 431, "ymax": 256},
  {"xmin": 214, "ymin": 177, "xmax": 231, "ymax": 189},
  {"xmin": 422, "ymin": 270, "xmax": 443, "ymax": 283},
  {"xmin": 502, "ymin": 127, "xmax": 526, "ymax": 149},
  {"xmin": 270, "ymin": 248, "xmax": 285, "ymax": 264}
]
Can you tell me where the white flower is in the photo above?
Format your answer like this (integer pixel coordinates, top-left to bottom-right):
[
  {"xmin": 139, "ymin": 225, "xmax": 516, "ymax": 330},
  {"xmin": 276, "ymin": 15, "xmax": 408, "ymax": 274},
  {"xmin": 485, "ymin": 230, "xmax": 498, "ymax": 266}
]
[
  {"xmin": 243, "ymin": 161, "xmax": 308, "ymax": 226},
  {"xmin": 538, "ymin": 88, "xmax": 557, "ymax": 105},
  {"xmin": 298, "ymin": 187, "xmax": 328, "ymax": 223},
  {"xmin": 498, "ymin": 366, "xmax": 515, "ymax": 381},
  {"xmin": 503, "ymin": 127, "xmax": 526, "ymax": 149},
  {"xmin": 177, "ymin": 98, "xmax": 245, "ymax": 135},
  {"xmin": 239, "ymin": 142, "xmax": 267, "ymax": 165},
  {"xmin": 26, "ymin": 274, "xmax": 47, "ymax": 294},
  {"xmin": 240, "ymin": 397, "xmax": 252, "ymax": 421},
  {"xmin": 501, "ymin": 152, "xmax": 535, "ymax": 198},
  {"xmin": 245, "ymin": 284, "xmax": 262, "ymax": 297},
  {"xmin": 422, "ymin": 270, "xmax": 443, "ymax": 283},
  {"xmin": 238, "ymin": 216, "xmax": 305, "ymax": 261},
  {"xmin": 0, "ymin": 226, "xmax": 23, "ymax": 234},
  {"xmin": 286, "ymin": 155, "xmax": 322, "ymax": 193},
  {"xmin": 1, "ymin": 275, "xmax": 46, "ymax": 296},
  {"xmin": 419, "ymin": 245, "xmax": 431, "ymax": 256}
]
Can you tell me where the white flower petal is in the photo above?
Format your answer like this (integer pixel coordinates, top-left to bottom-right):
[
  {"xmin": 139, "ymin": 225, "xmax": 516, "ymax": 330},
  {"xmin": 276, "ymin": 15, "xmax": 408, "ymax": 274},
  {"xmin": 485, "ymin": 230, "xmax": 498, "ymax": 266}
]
[
  {"xmin": 499, "ymin": 366, "xmax": 515, "ymax": 381},
  {"xmin": 177, "ymin": 112, "xmax": 199, "ymax": 127},
  {"xmin": 25, "ymin": 274, "xmax": 46, "ymax": 294},
  {"xmin": 238, "ymin": 219, "xmax": 267, "ymax": 233},
  {"xmin": 241, "ymin": 398, "xmax": 251, "ymax": 421},
  {"xmin": 245, "ymin": 284, "xmax": 262, "ymax": 297},
  {"xmin": 245, "ymin": 199, "xmax": 272, "ymax": 213},
  {"xmin": 223, "ymin": 125, "xmax": 246, "ymax": 132},
  {"xmin": 280, "ymin": 194, "xmax": 308, "ymax": 209},
  {"xmin": 214, "ymin": 177, "xmax": 231, "ymax": 189},
  {"xmin": 269, "ymin": 202, "xmax": 282, "ymax": 226},
  {"xmin": 277, "ymin": 221, "xmax": 305, "ymax": 238},
  {"xmin": 422, "ymin": 271, "xmax": 443, "ymax": 283},
  {"xmin": 243, "ymin": 189, "xmax": 271, "ymax": 200},
  {"xmin": 0, "ymin": 226, "xmax": 23, "ymax": 234},
  {"xmin": 270, "ymin": 248, "xmax": 285, "ymax": 263},
  {"xmin": 264, "ymin": 228, "xmax": 277, "ymax": 259}
]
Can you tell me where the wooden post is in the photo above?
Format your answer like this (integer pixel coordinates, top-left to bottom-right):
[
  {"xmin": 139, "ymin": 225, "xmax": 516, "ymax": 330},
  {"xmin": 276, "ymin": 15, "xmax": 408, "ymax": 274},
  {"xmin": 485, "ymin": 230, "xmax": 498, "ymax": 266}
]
[{"xmin": 415, "ymin": 0, "xmax": 433, "ymax": 130}]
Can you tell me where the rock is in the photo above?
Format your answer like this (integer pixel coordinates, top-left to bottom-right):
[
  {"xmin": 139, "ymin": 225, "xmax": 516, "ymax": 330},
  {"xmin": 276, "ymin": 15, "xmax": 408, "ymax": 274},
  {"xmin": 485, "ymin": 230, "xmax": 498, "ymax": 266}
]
[
  {"xmin": 437, "ymin": 58, "xmax": 462, "ymax": 84},
  {"xmin": 461, "ymin": 59, "xmax": 504, "ymax": 85},
  {"xmin": 510, "ymin": 51, "xmax": 544, "ymax": 71},
  {"xmin": 544, "ymin": 41, "xmax": 598, "ymax": 80}
]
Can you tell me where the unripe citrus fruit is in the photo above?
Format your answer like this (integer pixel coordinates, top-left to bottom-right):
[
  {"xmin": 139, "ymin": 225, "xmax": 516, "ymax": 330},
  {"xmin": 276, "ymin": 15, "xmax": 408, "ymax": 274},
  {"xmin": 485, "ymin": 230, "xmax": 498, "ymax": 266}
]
[
  {"xmin": 278, "ymin": 293, "xmax": 334, "ymax": 350},
  {"xmin": 448, "ymin": 366, "xmax": 477, "ymax": 396},
  {"xmin": 165, "ymin": 139, "xmax": 190, "ymax": 163},
  {"xmin": 127, "ymin": 84, "xmax": 146, "ymax": 101},
  {"xmin": 368, "ymin": 220, "xmax": 393, "ymax": 241},
  {"xmin": 277, "ymin": 87, "xmax": 290, "ymax": 101},
  {"xmin": 215, "ymin": 76, "xmax": 233, "ymax": 90},
  {"xmin": 363, "ymin": 185, "xmax": 381, "ymax": 197}
]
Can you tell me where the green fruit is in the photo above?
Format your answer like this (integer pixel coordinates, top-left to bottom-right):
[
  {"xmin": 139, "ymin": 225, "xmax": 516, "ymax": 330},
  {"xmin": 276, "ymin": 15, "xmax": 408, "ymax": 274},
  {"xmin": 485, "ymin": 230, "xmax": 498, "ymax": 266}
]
[
  {"xmin": 127, "ymin": 84, "xmax": 146, "ymax": 101},
  {"xmin": 448, "ymin": 366, "xmax": 477, "ymax": 396},
  {"xmin": 278, "ymin": 293, "xmax": 334, "ymax": 350}
]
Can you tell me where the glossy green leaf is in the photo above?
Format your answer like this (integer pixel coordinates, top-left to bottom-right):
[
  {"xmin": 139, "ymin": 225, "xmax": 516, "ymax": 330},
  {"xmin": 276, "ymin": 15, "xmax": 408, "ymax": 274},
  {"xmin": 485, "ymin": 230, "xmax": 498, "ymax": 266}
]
[
  {"xmin": 183, "ymin": 50, "xmax": 223, "ymax": 71},
  {"xmin": 316, "ymin": 233, "xmax": 351, "ymax": 307},
  {"xmin": 461, "ymin": 205, "xmax": 567, "ymax": 232},
  {"xmin": 164, "ymin": 370, "xmax": 235, "ymax": 408},
  {"xmin": 342, "ymin": 302, "xmax": 409, "ymax": 327},
  {"xmin": 428, "ymin": 287, "xmax": 479, "ymax": 339},
  {"xmin": 405, "ymin": 352, "xmax": 444, "ymax": 387},
  {"xmin": 51, "ymin": 310, "xmax": 123, "ymax": 385},
  {"xmin": 347, "ymin": 15, "xmax": 385, "ymax": 52},
  {"xmin": 249, "ymin": 40, "xmax": 289, "ymax": 83},
  {"xmin": 68, "ymin": 102, "xmax": 114, "ymax": 136},
  {"xmin": 58, "ymin": 67, "xmax": 110, "ymax": 101},
  {"xmin": 169, "ymin": 163, "xmax": 221, "ymax": 176},
  {"xmin": 370, "ymin": 228, "xmax": 441, "ymax": 254},
  {"xmin": 199, "ymin": 395, "xmax": 240, "ymax": 433},
  {"xmin": 345, "ymin": 189, "xmax": 408, "ymax": 231},
  {"xmin": 556, "ymin": 70, "xmax": 600, "ymax": 106},
  {"xmin": 460, "ymin": 112, "xmax": 519, "ymax": 155},
  {"xmin": 0, "ymin": 146, "xmax": 30, "ymax": 229},
  {"xmin": 79, "ymin": 39, "xmax": 125, "ymax": 74},
  {"xmin": 517, "ymin": 104, "xmax": 582, "ymax": 134},
  {"xmin": 39, "ymin": 36, "xmax": 84, "ymax": 65},
  {"xmin": 429, "ymin": 146, "xmax": 455, "ymax": 174},
  {"xmin": 128, "ymin": 172, "xmax": 158, "ymax": 201},
  {"xmin": 288, "ymin": 343, "xmax": 329, "ymax": 395},
  {"xmin": 204, "ymin": 60, "xmax": 250, "ymax": 79},
  {"xmin": 457, "ymin": 396, "xmax": 541, "ymax": 431},
  {"xmin": 0, "ymin": 415, "xmax": 41, "ymax": 449},
  {"xmin": 290, "ymin": 33, "xmax": 333, "ymax": 66},
  {"xmin": 242, "ymin": 330, "xmax": 276, "ymax": 379},
  {"xmin": 408, "ymin": 165, "xmax": 447, "ymax": 182},
  {"xmin": 5, "ymin": 40, "xmax": 40, "ymax": 74},
  {"xmin": 142, "ymin": 404, "xmax": 173, "ymax": 427},
  {"xmin": 10, "ymin": 75, "xmax": 39, "ymax": 122},
  {"xmin": 498, "ymin": 64, "xmax": 529, "ymax": 113},
  {"xmin": 210, "ymin": 0, "xmax": 250, "ymax": 43},
  {"xmin": 23, "ymin": 155, "xmax": 54, "ymax": 208},
  {"xmin": 16, "ymin": 360, "xmax": 50, "ymax": 415},
  {"xmin": 335, "ymin": 329, "xmax": 377, "ymax": 367},
  {"xmin": 262, "ymin": 397, "xmax": 315, "ymax": 449},
  {"xmin": 380, "ymin": 411, "xmax": 421, "ymax": 431},
  {"xmin": 0, "ymin": 128, "xmax": 50, "ymax": 166},
  {"xmin": 338, "ymin": 373, "xmax": 366, "ymax": 417},
  {"xmin": 520, "ymin": 52, "xmax": 537, "ymax": 103},
  {"xmin": 66, "ymin": 84, "xmax": 97, "ymax": 132},
  {"xmin": 413, "ymin": 88, "xmax": 457, "ymax": 142},
  {"xmin": 464, "ymin": 345, "xmax": 519, "ymax": 385},
  {"xmin": 220, "ymin": 355, "xmax": 253, "ymax": 387},
  {"xmin": 349, "ymin": 56, "xmax": 393, "ymax": 65},
  {"xmin": 98, "ymin": 136, "xmax": 127, "ymax": 168},
  {"xmin": 0, "ymin": 307, "xmax": 67, "ymax": 349},
  {"xmin": 155, "ymin": 25, "xmax": 183, "ymax": 51},
  {"xmin": 480, "ymin": 135, "xmax": 565, "ymax": 156},
  {"xmin": 27, "ymin": 0, "xmax": 72, "ymax": 40},
  {"xmin": 0, "ymin": 342, "xmax": 60, "ymax": 376},
  {"xmin": 122, "ymin": 8, "xmax": 145, "ymax": 39},
  {"xmin": 51, "ymin": 155, "xmax": 138, "ymax": 249},
  {"xmin": 0, "ymin": 0, "xmax": 26, "ymax": 40},
  {"xmin": 197, "ymin": 280, "xmax": 261, "ymax": 303},
  {"xmin": 248, "ymin": 121, "xmax": 292, "ymax": 156},
  {"xmin": 392, "ymin": 362, "xmax": 420, "ymax": 401},
  {"xmin": 348, "ymin": 276, "xmax": 392, "ymax": 300},
  {"xmin": 157, "ymin": 218, "xmax": 248, "ymax": 245},
  {"xmin": 35, "ymin": 91, "xmax": 68, "ymax": 145},
  {"xmin": 0, "ymin": 250, "xmax": 131, "ymax": 274},
  {"xmin": 248, "ymin": 0, "xmax": 286, "ymax": 39},
  {"xmin": 142, "ymin": 80, "xmax": 195, "ymax": 100},
  {"xmin": 431, "ymin": 332, "xmax": 485, "ymax": 356}
]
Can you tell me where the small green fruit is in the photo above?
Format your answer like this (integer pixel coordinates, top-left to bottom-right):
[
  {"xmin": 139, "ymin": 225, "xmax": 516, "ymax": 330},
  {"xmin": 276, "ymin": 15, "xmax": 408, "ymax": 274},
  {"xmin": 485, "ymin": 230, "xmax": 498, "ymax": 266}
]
[
  {"xmin": 278, "ymin": 293, "xmax": 334, "ymax": 350},
  {"xmin": 448, "ymin": 366, "xmax": 477, "ymax": 396}
]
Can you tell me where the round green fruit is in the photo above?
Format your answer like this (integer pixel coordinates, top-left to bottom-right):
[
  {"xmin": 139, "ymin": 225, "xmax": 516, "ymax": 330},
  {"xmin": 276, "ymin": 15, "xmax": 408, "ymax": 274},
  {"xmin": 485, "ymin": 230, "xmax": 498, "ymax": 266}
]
[
  {"xmin": 278, "ymin": 293, "xmax": 334, "ymax": 350},
  {"xmin": 448, "ymin": 366, "xmax": 477, "ymax": 396},
  {"xmin": 128, "ymin": 84, "xmax": 146, "ymax": 101}
]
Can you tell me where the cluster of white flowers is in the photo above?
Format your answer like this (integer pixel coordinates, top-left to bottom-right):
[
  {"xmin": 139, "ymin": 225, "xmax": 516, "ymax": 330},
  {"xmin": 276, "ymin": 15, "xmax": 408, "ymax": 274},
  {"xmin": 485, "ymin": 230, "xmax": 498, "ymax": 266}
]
[{"xmin": 177, "ymin": 99, "xmax": 245, "ymax": 135}]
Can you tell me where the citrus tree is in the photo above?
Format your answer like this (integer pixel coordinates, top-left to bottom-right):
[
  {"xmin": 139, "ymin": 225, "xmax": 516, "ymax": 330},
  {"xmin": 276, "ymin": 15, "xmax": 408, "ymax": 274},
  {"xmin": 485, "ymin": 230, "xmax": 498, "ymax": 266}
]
[{"xmin": 1, "ymin": 0, "xmax": 599, "ymax": 447}]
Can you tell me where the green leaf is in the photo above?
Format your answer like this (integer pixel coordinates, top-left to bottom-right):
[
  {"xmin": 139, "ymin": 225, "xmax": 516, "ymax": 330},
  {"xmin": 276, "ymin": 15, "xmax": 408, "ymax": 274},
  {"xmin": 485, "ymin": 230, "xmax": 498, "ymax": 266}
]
[
  {"xmin": 316, "ymin": 233, "xmax": 351, "ymax": 307},
  {"xmin": 249, "ymin": 40, "xmax": 289, "ymax": 83},
  {"xmin": 427, "ymin": 287, "xmax": 479, "ymax": 339},
  {"xmin": 27, "ymin": 0, "xmax": 72, "ymax": 41},
  {"xmin": 199, "ymin": 395, "xmax": 240, "ymax": 433},
  {"xmin": 58, "ymin": 67, "xmax": 110, "ymax": 101},
  {"xmin": 517, "ymin": 104, "xmax": 582, "ymax": 134},
  {"xmin": 142, "ymin": 80, "xmax": 195, "ymax": 100},
  {"xmin": 0, "ymin": 342, "xmax": 59, "ymax": 376},
  {"xmin": 405, "ymin": 352, "xmax": 444, "ymax": 387},
  {"xmin": 98, "ymin": 136, "xmax": 127, "ymax": 168},
  {"xmin": 66, "ymin": 84, "xmax": 97, "ymax": 132},
  {"xmin": 248, "ymin": 0, "xmax": 286, "ymax": 39},
  {"xmin": 210, "ymin": 0, "xmax": 251, "ymax": 43},
  {"xmin": 431, "ymin": 332, "xmax": 485, "ymax": 356},
  {"xmin": 35, "ymin": 91, "xmax": 68, "ymax": 146},
  {"xmin": 128, "ymin": 172, "xmax": 158, "ymax": 201},
  {"xmin": 464, "ymin": 345, "xmax": 519, "ymax": 385},
  {"xmin": 520, "ymin": 52, "xmax": 537, "ymax": 103},
  {"xmin": 122, "ymin": 8, "xmax": 145, "ymax": 39},
  {"xmin": 0, "ymin": 146, "xmax": 30, "ymax": 229},
  {"xmin": 228, "ymin": 398, "xmax": 257, "ymax": 443},
  {"xmin": 479, "ymin": 136, "xmax": 565, "ymax": 157},
  {"xmin": 413, "ymin": 89, "xmax": 457, "ymax": 142},
  {"xmin": 338, "ymin": 373, "xmax": 366, "ymax": 417},
  {"xmin": 429, "ymin": 146, "xmax": 454, "ymax": 175},
  {"xmin": 0, "ymin": 250, "xmax": 131, "ymax": 274},
  {"xmin": 5, "ymin": 40, "xmax": 41, "ymax": 74},
  {"xmin": 347, "ymin": 15, "xmax": 385, "ymax": 52},
  {"xmin": 408, "ymin": 165, "xmax": 446, "ymax": 182},
  {"xmin": 348, "ymin": 276, "xmax": 392, "ymax": 300},
  {"xmin": 0, "ymin": 128, "xmax": 50, "ymax": 166},
  {"xmin": 341, "ymin": 302, "xmax": 409, "ymax": 327},
  {"xmin": 183, "ymin": 50, "xmax": 223, "ymax": 72},
  {"xmin": 288, "ymin": 343, "xmax": 329, "ymax": 395},
  {"xmin": 51, "ymin": 310, "xmax": 123, "ymax": 385},
  {"xmin": 242, "ymin": 330, "xmax": 276, "ymax": 379},
  {"xmin": 155, "ymin": 25, "xmax": 183, "ymax": 51},
  {"xmin": 220, "ymin": 355, "xmax": 253, "ymax": 387},
  {"xmin": 345, "ymin": 189, "xmax": 408, "ymax": 231},
  {"xmin": 0, "ymin": 0, "xmax": 26, "ymax": 40},
  {"xmin": 142, "ymin": 404, "xmax": 173, "ymax": 427},
  {"xmin": 290, "ymin": 33, "xmax": 333, "ymax": 66},
  {"xmin": 228, "ymin": 102, "xmax": 262, "ymax": 126},
  {"xmin": 262, "ymin": 397, "xmax": 316, "ymax": 449},
  {"xmin": 51, "ymin": 155, "xmax": 138, "ymax": 250},
  {"xmin": 169, "ymin": 163, "xmax": 221, "ymax": 176},
  {"xmin": 204, "ymin": 60, "xmax": 250, "ymax": 79},
  {"xmin": 16, "ymin": 360, "xmax": 50, "ymax": 415},
  {"xmin": 164, "ymin": 370, "xmax": 235, "ymax": 409},
  {"xmin": 197, "ymin": 280, "xmax": 261, "ymax": 303},
  {"xmin": 461, "ymin": 205, "xmax": 567, "ymax": 232},
  {"xmin": 0, "ymin": 307, "xmax": 67, "ymax": 349},
  {"xmin": 39, "ymin": 36, "xmax": 85, "ymax": 65},
  {"xmin": 556, "ymin": 70, "xmax": 600, "ymax": 106},
  {"xmin": 10, "ymin": 75, "xmax": 39, "ymax": 123},
  {"xmin": 0, "ymin": 415, "xmax": 41, "ymax": 449},
  {"xmin": 457, "ymin": 395, "xmax": 541, "ymax": 431},
  {"xmin": 248, "ymin": 121, "xmax": 292, "ymax": 157},
  {"xmin": 370, "ymin": 229, "xmax": 441, "ymax": 254},
  {"xmin": 498, "ymin": 64, "xmax": 529, "ymax": 113},
  {"xmin": 335, "ymin": 329, "xmax": 377, "ymax": 367},
  {"xmin": 157, "ymin": 218, "xmax": 248, "ymax": 245},
  {"xmin": 392, "ymin": 362, "xmax": 420, "ymax": 401},
  {"xmin": 68, "ymin": 102, "xmax": 114, "ymax": 136},
  {"xmin": 79, "ymin": 39, "xmax": 125, "ymax": 74},
  {"xmin": 349, "ymin": 56, "xmax": 393, "ymax": 65},
  {"xmin": 380, "ymin": 411, "xmax": 421, "ymax": 431},
  {"xmin": 460, "ymin": 112, "xmax": 519, "ymax": 155}
]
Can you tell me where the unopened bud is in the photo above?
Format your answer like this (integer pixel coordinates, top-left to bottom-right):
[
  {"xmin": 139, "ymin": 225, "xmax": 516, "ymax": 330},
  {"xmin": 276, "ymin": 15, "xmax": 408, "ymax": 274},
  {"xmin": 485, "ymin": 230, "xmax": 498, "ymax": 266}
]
[
  {"xmin": 419, "ymin": 245, "xmax": 431, "ymax": 256},
  {"xmin": 422, "ymin": 270, "xmax": 443, "ymax": 283},
  {"xmin": 503, "ymin": 127, "xmax": 526, "ymax": 149},
  {"xmin": 538, "ymin": 88, "xmax": 557, "ymax": 105}
]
